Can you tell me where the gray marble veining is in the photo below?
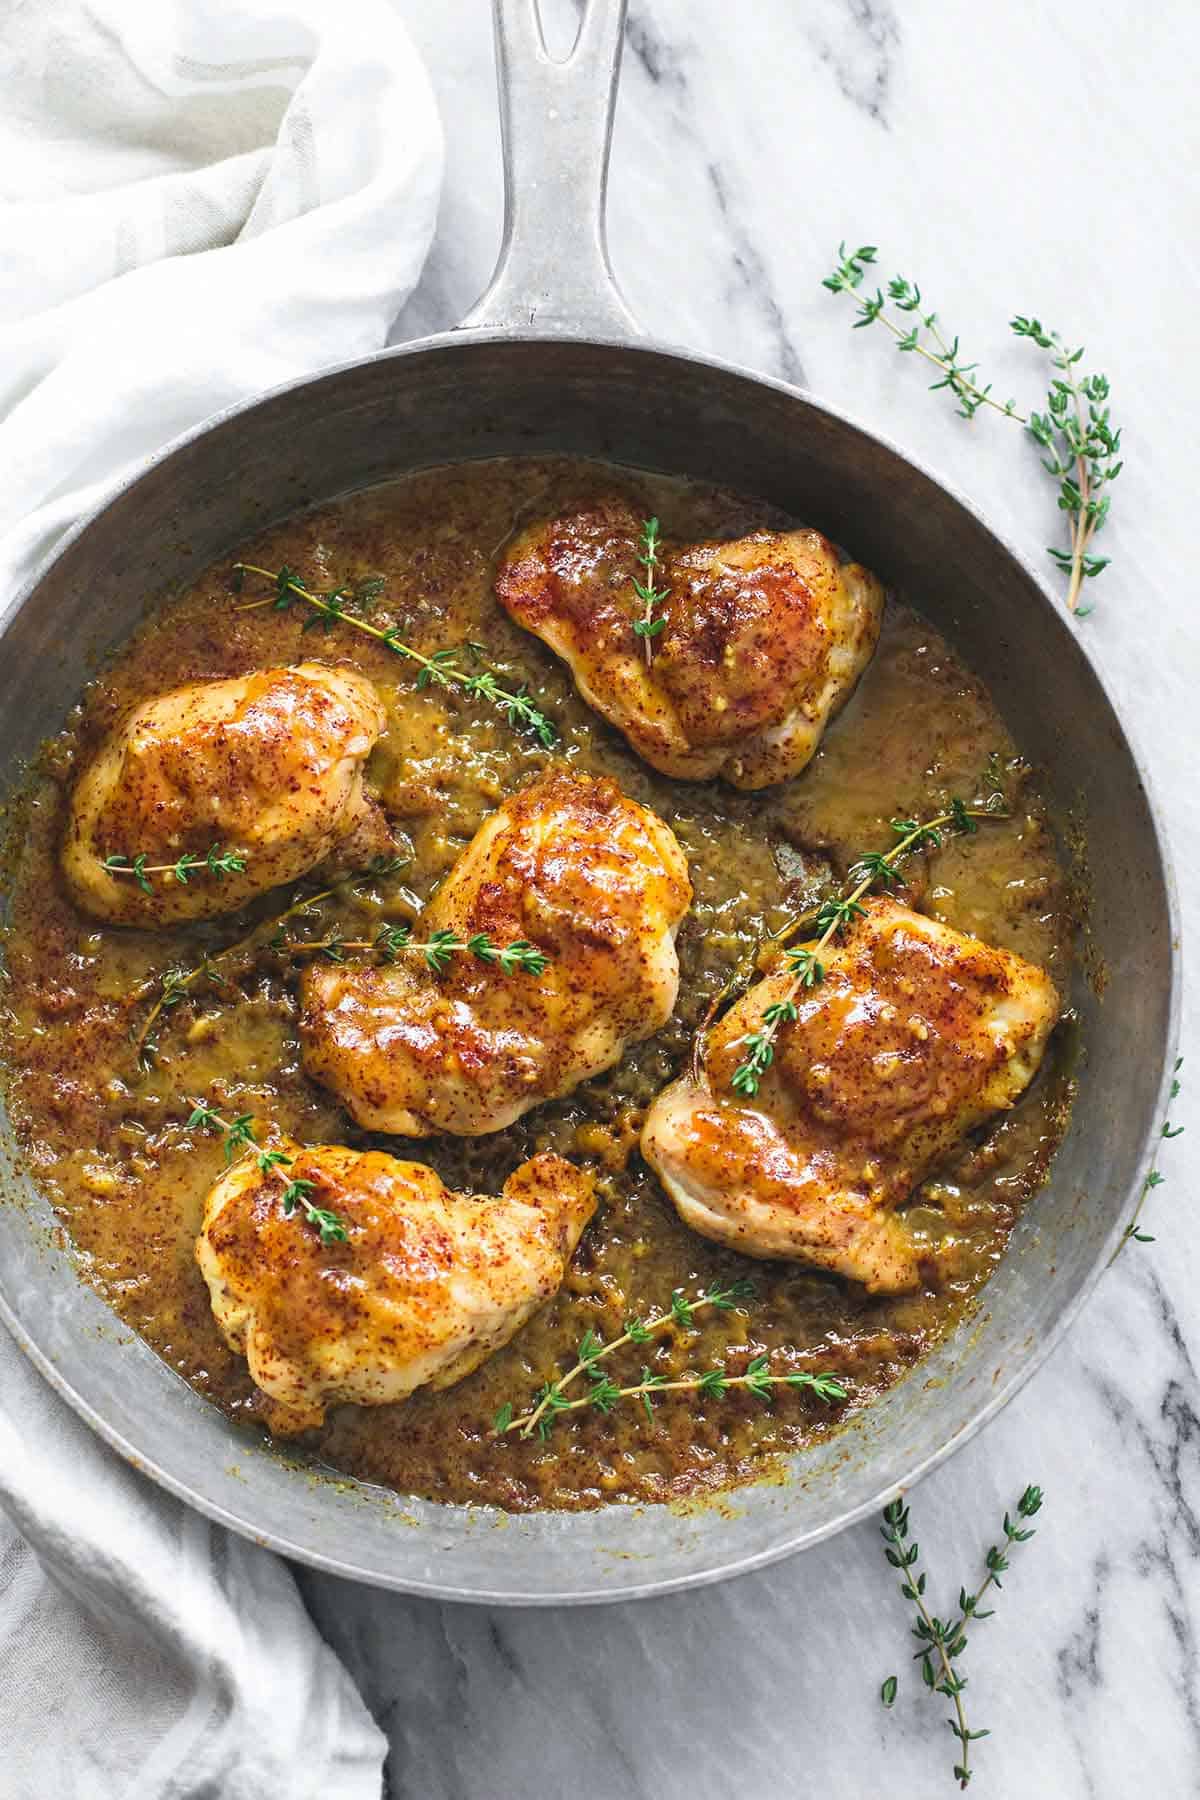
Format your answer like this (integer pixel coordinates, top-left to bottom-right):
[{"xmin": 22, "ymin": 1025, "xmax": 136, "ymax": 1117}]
[
  {"xmin": 802, "ymin": 0, "xmax": 900, "ymax": 126},
  {"xmin": 306, "ymin": 1, "xmax": 1200, "ymax": 1793}
]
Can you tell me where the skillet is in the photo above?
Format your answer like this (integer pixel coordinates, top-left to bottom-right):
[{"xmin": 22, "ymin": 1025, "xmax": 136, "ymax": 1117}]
[{"xmin": 0, "ymin": 0, "xmax": 1179, "ymax": 1603}]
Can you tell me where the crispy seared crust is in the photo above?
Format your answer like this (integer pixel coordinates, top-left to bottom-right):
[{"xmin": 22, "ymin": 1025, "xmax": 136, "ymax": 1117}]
[
  {"xmin": 63, "ymin": 662, "xmax": 390, "ymax": 925},
  {"xmin": 495, "ymin": 499, "xmax": 884, "ymax": 788},
  {"xmin": 300, "ymin": 764, "xmax": 692, "ymax": 1136},
  {"xmin": 642, "ymin": 899, "xmax": 1060, "ymax": 1293},
  {"xmin": 197, "ymin": 1143, "xmax": 596, "ymax": 1433}
]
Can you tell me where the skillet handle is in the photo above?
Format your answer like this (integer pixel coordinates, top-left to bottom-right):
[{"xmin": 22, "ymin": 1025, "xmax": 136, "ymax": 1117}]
[{"xmin": 460, "ymin": 0, "xmax": 641, "ymax": 338}]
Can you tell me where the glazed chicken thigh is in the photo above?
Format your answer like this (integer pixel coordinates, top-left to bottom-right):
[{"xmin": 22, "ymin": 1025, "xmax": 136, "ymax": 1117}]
[
  {"xmin": 196, "ymin": 1142, "xmax": 595, "ymax": 1434},
  {"xmin": 642, "ymin": 899, "xmax": 1060, "ymax": 1293},
  {"xmin": 300, "ymin": 766, "xmax": 692, "ymax": 1136},
  {"xmin": 495, "ymin": 499, "xmax": 884, "ymax": 788},
  {"xmin": 63, "ymin": 662, "xmax": 391, "ymax": 925}
]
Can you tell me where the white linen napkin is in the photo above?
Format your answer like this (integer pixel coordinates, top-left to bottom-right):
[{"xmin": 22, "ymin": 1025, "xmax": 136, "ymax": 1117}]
[
  {"xmin": 0, "ymin": 1, "xmax": 444, "ymax": 1793},
  {"xmin": 0, "ymin": 0, "xmax": 442, "ymax": 600},
  {"xmin": 0, "ymin": 1344, "xmax": 388, "ymax": 1800}
]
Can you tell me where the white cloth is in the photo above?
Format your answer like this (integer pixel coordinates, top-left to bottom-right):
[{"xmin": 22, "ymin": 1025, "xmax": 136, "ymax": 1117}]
[
  {"xmin": 0, "ymin": 2, "xmax": 444, "ymax": 1794},
  {"xmin": 0, "ymin": 0, "xmax": 443, "ymax": 601},
  {"xmin": 0, "ymin": 1346, "xmax": 387, "ymax": 1800}
]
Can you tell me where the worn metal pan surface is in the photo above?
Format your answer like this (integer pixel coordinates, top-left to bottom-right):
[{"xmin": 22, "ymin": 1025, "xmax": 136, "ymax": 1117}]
[{"xmin": 0, "ymin": 0, "xmax": 1179, "ymax": 1603}]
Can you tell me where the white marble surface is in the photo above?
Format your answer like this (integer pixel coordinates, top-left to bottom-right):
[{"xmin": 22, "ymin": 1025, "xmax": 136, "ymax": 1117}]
[{"xmin": 298, "ymin": 3, "xmax": 1200, "ymax": 1794}]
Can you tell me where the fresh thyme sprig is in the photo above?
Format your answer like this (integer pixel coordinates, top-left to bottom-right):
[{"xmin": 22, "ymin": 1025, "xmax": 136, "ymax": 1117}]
[
  {"xmin": 495, "ymin": 1357, "xmax": 846, "ymax": 1438},
  {"xmin": 822, "ymin": 245, "xmax": 1122, "ymax": 615},
  {"xmin": 184, "ymin": 1100, "xmax": 349, "ymax": 1244},
  {"xmin": 630, "ymin": 516, "xmax": 669, "ymax": 664},
  {"xmin": 724, "ymin": 794, "xmax": 1008, "ymax": 1098},
  {"xmin": 496, "ymin": 1278, "xmax": 757, "ymax": 1440},
  {"xmin": 232, "ymin": 562, "xmax": 557, "ymax": 746},
  {"xmin": 131, "ymin": 854, "xmax": 411, "ymax": 1066},
  {"xmin": 693, "ymin": 758, "xmax": 1012, "ymax": 1083},
  {"xmin": 102, "ymin": 844, "xmax": 246, "ymax": 895},
  {"xmin": 1116, "ymin": 1056, "xmax": 1184, "ymax": 1252},
  {"xmin": 880, "ymin": 1484, "xmax": 1044, "ymax": 1789},
  {"xmin": 278, "ymin": 923, "xmax": 549, "ymax": 976},
  {"xmin": 1010, "ymin": 316, "xmax": 1123, "ymax": 614},
  {"xmin": 823, "ymin": 245, "xmax": 1021, "ymax": 422}
]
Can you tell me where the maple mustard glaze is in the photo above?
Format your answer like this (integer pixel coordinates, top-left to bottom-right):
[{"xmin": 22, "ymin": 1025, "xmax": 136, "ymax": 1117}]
[{"xmin": 0, "ymin": 458, "xmax": 1075, "ymax": 1513}]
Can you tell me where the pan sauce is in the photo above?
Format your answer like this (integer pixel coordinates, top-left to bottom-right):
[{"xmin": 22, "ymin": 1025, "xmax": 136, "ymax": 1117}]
[{"xmin": 0, "ymin": 457, "xmax": 1075, "ymax": 1512}]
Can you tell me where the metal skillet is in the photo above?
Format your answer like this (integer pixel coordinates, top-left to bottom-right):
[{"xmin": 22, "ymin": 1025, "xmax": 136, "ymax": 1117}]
[{"xmin": 0, "ymin": 0, "xmax": 1179, "ymax": 1604}]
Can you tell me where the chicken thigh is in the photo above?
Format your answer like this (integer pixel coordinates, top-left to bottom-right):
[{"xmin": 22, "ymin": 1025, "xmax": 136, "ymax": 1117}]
[
  {"xmin": 300, "ymin": 766, "xmax": 692, "ymax": 1136},
  {"xmin": 63, "ymin": 662, "xmax": 391, "ymax": 926},
  {"xmin": 642, "ymin": 899, "xmax": 1059, "ymax": 1293},
  {"xmin": 196, "ymin": 1141, "xmax": 596, "ymax": 1434},
  {"xmin": 495, "ymin": 499, "xmax": 884, "ymax": 788}
]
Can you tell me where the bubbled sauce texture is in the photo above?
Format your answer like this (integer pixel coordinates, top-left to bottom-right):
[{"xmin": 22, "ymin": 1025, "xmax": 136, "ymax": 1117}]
[{"xmin": 0, "ymin": 459, "xmax": 1075, "ymax": 1512}]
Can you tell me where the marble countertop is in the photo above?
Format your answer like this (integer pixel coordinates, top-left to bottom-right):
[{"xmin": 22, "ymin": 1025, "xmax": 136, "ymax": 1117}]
[{"xmin": 298, "ymin": 3, "xmax": 1200, "ymax": 1793}]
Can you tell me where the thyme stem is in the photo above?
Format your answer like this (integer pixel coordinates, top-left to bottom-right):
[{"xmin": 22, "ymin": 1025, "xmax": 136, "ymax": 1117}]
[
  {"xmin": 689, "ymin": 897, "xmax": 833, "ymax": 1086},
  {"xmin": 497, "ymin": 1362, "xmax": 846, "ymax": 1437},
  {"xmin": 722, "ymin": 796, "xmax": 1008, "ymax": 1097},
  {"xmin": 823, "ymin": 247, "xmax": 1123, "ymax": 615},
  {"xmin": 880, "ymin": 1485, "xmax": 1044, "ymax": 1788},
  {"xmin": 889, "ymin": 1507, "xmax": 975, "ymax": 1783},
  {"xmin": 872, "ymin": 304, "xmax": 1023, "ymax": 422},
  {"xmin": 279, "ymin": 924, "xmax": 549, "ymax": 976},
  {"xmin": 503, "ymin": 1279, "xmax": 756, "ymax": 1440},
  {"xmin": 630, "ymin": 516, "xmax": 668, "ymax": 664},
  {"xmin": 103, "ymin": 845, "xmax": 245, "ymax": 894},
  {"xmin": 1114, "ymin": 1056, "xmax": 1184, "ymax": 1253},
  {"xmin": 822, "ymin": 245, "xmax": 1023, "ymax": 422},
  {"xmin": 1011, "ymin": 316, "xmax": 1122, "ymax": 618},
  {"xmin": 1063, "ymin": 362, "xmax": 1093, "ymax": 614},
  {"xmin": 184, "ymin": 1100, "xmax": 349, "ymax": 1244},
  {"xmin": 131, "ymin": 857, "xmax": 411, "ymax": 1065},
  {"xmin": 233, "ymin": 562, "xmax": 557, "ymax": 746}
]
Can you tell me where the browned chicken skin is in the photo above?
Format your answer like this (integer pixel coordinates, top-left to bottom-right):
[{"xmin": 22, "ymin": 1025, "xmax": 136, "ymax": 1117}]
[
  {"xmin": 495, "ymin": 499, "xmax": 884, "ymax": 788},
  {"xmin": 196, "ymin": 1142, "xmax": 596, "ymax": 1434},
  {"xmin": 63, "ymin": 662, "xmax": 392, "ymax": 925},
  {"xmin": 300, "ymin": 765, "xmax": 692, "ymax": 1136},
  {"xmin": 641, "ymin": 899, "xmax": 1060, "ymax": 1293}
]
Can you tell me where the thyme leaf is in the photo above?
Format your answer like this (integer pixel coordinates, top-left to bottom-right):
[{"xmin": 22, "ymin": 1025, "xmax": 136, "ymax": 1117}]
[
  {"xmin": 277, "ymin": 925, "xmax": 548, "ymax": 978},
  {"xmin": 498, "ymin": 1349, "xmax": 846, "ymax": 1438},
  {"xmin": 629, "ymin": 516, "xmax": 669, "ymax": 664},
  {"xmin": 823, "ymin": 246, "xmax": 1122, "ymax": 615},
  {"xmin": 822, "ymin": 244, "xmax": 1020, "ymax": 422},
  {"xmin": 880, "ymin": 1484, "xmax": 1043, "ymax": 1787},
  {"xmin": 103, "ymin": 844, "xmax": 245, "ymax": 892},
  {"xmin": 131, "ymin": 855, "xmax": 412, "ymax": 1067},
  {"xmin": 493, "ymin": 1278, "xmax": 848, "ymax": 1441},
  {"xmin": 721, "ymin": 791, "xmax": 1009, "ymax": 1097},
  {"xmin": 184, "ymin": 1100, "xmax": 349, "ymax": 1244},
  {"xmin": 233, "ymin": 562, "xmax": 557, "ymax": 746},
  {"xmin": 1115, "ymin": 1056, "xmax": 1184, "ymax": 1253}
]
